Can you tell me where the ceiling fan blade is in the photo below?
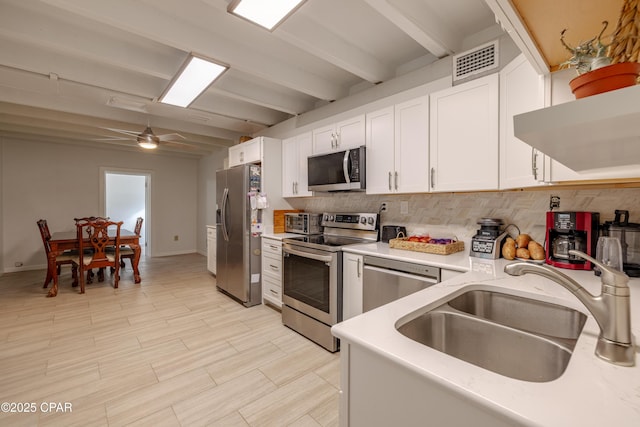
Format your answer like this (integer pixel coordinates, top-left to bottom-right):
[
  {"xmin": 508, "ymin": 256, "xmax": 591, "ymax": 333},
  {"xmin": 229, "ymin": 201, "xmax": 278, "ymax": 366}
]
[
  {"xmin": 158, "ymin": 133, "xmax": 185, "ymax": 141},
  {"xmin": 102, "ymin": 127, "xmax": 141, "ymax": 137},
  {"xmin": 92, "ymin": 136, "xmax": 134, "ymax": 141}
]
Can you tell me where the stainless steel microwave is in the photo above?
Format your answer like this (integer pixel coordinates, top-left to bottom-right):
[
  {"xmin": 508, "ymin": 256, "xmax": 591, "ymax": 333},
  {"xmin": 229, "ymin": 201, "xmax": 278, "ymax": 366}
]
[{"xmin": 307, "ymin": 146, "xmax": 366, "ymax": 192}]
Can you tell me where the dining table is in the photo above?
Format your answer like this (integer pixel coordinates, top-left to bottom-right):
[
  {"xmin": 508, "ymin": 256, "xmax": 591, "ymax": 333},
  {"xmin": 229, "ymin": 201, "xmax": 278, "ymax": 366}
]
[{"xmin": 47, "ymin": 229, "xmax": 141, "ymax": 297}]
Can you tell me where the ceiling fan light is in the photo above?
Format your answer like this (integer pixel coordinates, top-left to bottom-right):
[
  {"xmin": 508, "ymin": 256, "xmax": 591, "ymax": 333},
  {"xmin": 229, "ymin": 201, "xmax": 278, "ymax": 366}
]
[
  {"xmin": 137, "ymin": 133, "xmax": 159, "ymax": 149},
  {"xmin": 159, "ymin": 55, "xmax": 227, "ymax": 108},
  {"xmin": 228, "ymin": 0, "xmax": 306, "ymax": 30}
]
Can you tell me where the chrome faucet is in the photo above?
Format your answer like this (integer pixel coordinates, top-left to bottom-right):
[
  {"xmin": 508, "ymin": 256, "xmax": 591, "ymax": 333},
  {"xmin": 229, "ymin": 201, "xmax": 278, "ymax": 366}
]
[{"xmin": 505, "ymin": 250, "xmax": 635, "ymax": 367}]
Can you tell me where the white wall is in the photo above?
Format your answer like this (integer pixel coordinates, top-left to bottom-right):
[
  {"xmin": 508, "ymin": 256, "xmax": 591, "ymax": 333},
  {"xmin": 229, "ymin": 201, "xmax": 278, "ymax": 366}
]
[
  {"xmin": 1, "ymin": 138, "xmax": 200, "ymax": 273},
  {"xmin": 0, "ymin": 140, "xmax": 4, "ymax": 273}
]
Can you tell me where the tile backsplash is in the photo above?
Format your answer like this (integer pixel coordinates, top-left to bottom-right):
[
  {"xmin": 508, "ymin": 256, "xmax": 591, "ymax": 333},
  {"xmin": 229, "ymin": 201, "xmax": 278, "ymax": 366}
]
[{"xmin": 286, "ymin": 187, "xmax": 640, "ymax": 243}]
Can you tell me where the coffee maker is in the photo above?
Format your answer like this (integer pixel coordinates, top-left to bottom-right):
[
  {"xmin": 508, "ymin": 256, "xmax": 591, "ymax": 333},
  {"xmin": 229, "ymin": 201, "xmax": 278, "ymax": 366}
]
[{"xmin": 545, "ymin": 211, "xmax": 599, "ymax": 270}]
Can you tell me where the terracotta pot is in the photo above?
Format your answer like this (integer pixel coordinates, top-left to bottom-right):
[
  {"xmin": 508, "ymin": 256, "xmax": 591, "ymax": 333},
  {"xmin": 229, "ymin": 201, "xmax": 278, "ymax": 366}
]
[{"xmin": 569, "ymin": 62, "xmax": 640, "ymax": 99}]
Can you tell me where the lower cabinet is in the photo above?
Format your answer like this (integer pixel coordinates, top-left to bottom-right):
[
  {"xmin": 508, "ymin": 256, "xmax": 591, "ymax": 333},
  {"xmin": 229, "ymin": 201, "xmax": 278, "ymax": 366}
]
[
  {"xmin": 262, "ymin": 237, "xmax": 283, "ymax": 308},
  {"xmin": 342, "ymin": 253, "xmax": 363, "ymax": 320},
  {"xmin": 207, "ymin": 225, "xmax": 216, "ymax": 275}
]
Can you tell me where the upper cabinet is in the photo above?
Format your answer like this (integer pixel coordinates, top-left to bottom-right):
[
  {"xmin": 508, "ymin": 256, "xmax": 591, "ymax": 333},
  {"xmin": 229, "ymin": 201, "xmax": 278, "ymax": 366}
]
[
  {"xmin": 499, "ymin": 54, "xmax": 547, "ymax": 189},
  {"xmin": 282, "ymin": 132, "xmax": 313, "ymax": 197},
  {"xmin": 228, "ymin": 137, "xmax": 261, "ymax": 167},
  {"xmin": 429, "ymin": 74, "xmax": 499, "ymax": 192},
  {"xmin": 366, "ymin": 96, "xmax": 430, "ymax": 194},
  {"xmin": 312, "ymin": 114, "xmax": 365, "ymax": 154}
]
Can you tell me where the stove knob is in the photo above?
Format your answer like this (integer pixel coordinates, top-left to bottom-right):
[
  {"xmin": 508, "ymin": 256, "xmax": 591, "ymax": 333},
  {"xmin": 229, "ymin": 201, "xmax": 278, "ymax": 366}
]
[
  {"xmin": 329, "ymin": 215, "xmax": 334, "ymax": 221},
  {"xmin": 360, "ymin": 217, "xmax": 367, "ymax": 224},
  {"xmin": 367, "ymin": 217, "xmax": 374, "ymax": 225},
  {"xmin": 324, "ymin": 214, "xmax": 329, "ymax": 221}
]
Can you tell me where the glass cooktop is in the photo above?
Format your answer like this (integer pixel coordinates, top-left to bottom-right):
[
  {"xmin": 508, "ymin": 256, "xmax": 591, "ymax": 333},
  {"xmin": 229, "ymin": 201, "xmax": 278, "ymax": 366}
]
[{"xmin": 284, "ymin": 234, "xmax": 373, "ymax": 251}]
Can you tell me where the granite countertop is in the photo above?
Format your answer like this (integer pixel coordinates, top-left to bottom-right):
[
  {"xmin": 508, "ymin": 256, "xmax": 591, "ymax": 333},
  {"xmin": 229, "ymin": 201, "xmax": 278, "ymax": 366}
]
[{"xmin": 332, "ymin": 255, "xmax": 640, "ymax": 426}]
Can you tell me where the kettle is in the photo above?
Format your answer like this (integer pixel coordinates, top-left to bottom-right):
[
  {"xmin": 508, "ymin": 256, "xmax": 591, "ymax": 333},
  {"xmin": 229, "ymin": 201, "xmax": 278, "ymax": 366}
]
[{"xmin": 381, "ymin": 225, "xmax": 407, "ymax": 243}]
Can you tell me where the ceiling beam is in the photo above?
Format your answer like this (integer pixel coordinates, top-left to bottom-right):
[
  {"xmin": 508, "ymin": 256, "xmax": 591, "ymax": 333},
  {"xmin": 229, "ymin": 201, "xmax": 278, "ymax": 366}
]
[
  {"xmin": 41, "ymin": 0, "xmax": 348, "ymax": 101},
  {"xmin": 276, "ymin": 14, "xmax": 395, "ymax": 83},
  {"xmin": 364, "ymin": 0, "xmax": 460, "ymax": 57}
]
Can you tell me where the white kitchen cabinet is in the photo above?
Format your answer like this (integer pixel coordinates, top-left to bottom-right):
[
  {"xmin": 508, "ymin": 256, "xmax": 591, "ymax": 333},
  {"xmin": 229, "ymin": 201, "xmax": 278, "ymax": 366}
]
[
  {"xmin": 499, "ymin": 54, "xmax": 547, "ymax": 189},
  {"xmin": 207, "ymin": 225, "xmax": 216, "ymax": 275},
  {"xmin": 429, "ymin": 74, "xmax": 499, "ymax": 192},
  {"xmin": 312, "ymin": 114, "xmax": 365, "ymax": 154},
  {"xmin": 342, "ymin": 252, "xmax": 363, "ymax": 320},
  {"xmin": 261, "ymin": 237, "xmax": 283, "ymax": 308},
  {"xmin": 366, "ymin": 97, "xmax": 430, "ymax": 194},
  {"xmin": 228, "ymin": 137, "xmax": 262, "ymax": 167},
  {"xmin": 282, "ymin": 132, "xmax": 313, "ymax": 197}
]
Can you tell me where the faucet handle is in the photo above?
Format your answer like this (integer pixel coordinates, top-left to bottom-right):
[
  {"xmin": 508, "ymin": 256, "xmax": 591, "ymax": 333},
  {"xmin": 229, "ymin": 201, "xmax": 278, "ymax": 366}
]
[{"xmin": 568, "ymin": 250, "xmax": 629, "ymax": 287}]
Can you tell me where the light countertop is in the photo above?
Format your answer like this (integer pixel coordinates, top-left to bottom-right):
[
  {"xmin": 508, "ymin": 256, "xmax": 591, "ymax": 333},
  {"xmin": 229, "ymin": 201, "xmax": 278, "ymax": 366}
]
[
  {"xmin": 332, "ymin": 256, "xmax": 640, "ymax": 426},
  {"xmin": 342, "ymin": 241, "xmax": 471, "ymax": 272}
]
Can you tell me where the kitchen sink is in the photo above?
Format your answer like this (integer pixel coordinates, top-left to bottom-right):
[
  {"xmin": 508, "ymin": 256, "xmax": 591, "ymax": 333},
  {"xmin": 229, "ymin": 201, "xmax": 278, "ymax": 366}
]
[
  {"xmin": 395, "ymin": 289, "xmax": 587, "ymax": 382},
  {"xmin": 447, "ymin": 290, "xmax": 587, "ymax": 340}
]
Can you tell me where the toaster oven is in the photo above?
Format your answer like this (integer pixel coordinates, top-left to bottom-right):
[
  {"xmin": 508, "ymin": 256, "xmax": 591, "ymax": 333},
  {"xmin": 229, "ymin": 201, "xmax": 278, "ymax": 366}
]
[{"xmin": 284, "ymin": 213, "xmax": 323, "ymax": 235}]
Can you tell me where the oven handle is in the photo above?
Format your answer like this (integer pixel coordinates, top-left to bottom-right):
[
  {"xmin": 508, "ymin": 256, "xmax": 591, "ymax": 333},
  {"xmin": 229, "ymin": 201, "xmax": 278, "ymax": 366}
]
[{"xmin": 284, "ymin": 247, "xmax": 334, "ymax": 264}]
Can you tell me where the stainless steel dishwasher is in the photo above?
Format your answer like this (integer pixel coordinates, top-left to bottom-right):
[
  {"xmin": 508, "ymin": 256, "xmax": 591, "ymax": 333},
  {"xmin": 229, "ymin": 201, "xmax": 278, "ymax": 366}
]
[{"xmin": 362, "ymin": 255, "xmax": 440, "ymax": 312}]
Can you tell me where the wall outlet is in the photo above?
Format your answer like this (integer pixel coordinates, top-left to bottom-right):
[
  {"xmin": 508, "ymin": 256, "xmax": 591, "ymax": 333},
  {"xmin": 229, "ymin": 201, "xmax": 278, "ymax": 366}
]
[
  {"xmin": 174, "ymin": 235, "xmax": 179, "ymax": 241},
  {"xmin": 14, "ymin": 261, "xmax": 23, "ymax": 267},
  {"xmin": 380, "ymin": 202, "xmax": 388, "ymax": 212},
  {"xmin": 550, "ymin": 195, "xmax": 561, "ymax": 210},
  {"xmin": 400, "ymin": 201, "xmax": 409, "ymax": 215}
]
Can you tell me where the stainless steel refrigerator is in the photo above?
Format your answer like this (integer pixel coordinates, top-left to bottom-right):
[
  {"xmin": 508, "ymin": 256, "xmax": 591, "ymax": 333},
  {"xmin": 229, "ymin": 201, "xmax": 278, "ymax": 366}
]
[{"xmin": 216, "ymin": 164, "xmax": 262, "ymax": 307}]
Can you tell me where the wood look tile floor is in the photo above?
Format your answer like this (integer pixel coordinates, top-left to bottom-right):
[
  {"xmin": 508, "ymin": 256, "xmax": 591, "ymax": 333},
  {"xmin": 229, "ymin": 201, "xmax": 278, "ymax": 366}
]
[{"xmin": 0, "ymin": 254, "xmax": 340, "ymax": 426}]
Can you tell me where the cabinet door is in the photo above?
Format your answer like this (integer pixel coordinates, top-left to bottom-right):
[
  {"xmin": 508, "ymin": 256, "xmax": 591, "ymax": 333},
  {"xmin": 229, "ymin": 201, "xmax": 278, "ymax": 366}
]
[
  {"xmin": 365, "ymin": 106, "xmax": 395, "ymax": 194},
  {"xmin": 499, "ymin": 55, "xmax": 546, "ymax": 189},
  {"xmin": 228, "ymin": 138, "xmax": 262, "ymax": 166},
  {"xmin": 282, "ymin": 136, "xmax": 298, "ymax": 197},
  {"xmin": 430, "ymin": 74, "xmax": 499, "ymax": 192},
  {"xmin": 295, "ymin": 132, "xmax": 313, "ymax": 196},
  {"xmin": 395, "ymin": 96, "xmax": 430, "ymax": 193},
  {"xmin": 312, "ymin": 124, "xmax": 336, "ymax": 154},
  {"xmin": 207, "ymin": 227, "xmax": 216, "ymax": 274},
  {"xmin": 336, "ymin": 114, "xmax": 365, "ymax": 150},
  {"xmin": 342, "ymin": 253, "xmax": 363, "ymax": 321}
]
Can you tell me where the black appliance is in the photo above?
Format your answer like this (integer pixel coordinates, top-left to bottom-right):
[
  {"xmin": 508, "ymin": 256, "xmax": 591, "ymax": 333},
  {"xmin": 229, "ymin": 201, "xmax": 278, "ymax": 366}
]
[
  {"xmin": 307, "ymin": 146, "xmax": 366, "ymax": 192},
  {"xmin": 602, "ymin": 210, "xmax": 640, "ymax": 277},
  {"xmin": 381, "ymin": 225, "xmax": 407, "ymax": 243}
]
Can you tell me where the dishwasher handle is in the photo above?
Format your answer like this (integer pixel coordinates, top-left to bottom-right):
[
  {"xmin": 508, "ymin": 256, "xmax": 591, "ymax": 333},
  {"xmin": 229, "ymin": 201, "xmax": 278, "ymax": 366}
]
[{"xmin": 363, "ymin": 265, "xmax": 439, "ymax": 284}]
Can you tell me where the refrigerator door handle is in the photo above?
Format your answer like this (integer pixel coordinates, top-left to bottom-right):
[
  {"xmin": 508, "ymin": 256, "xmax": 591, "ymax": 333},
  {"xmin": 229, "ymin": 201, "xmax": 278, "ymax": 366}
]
[{"xmin": 221, "ymin": 187, "xmax": 230, "ymax": 241}]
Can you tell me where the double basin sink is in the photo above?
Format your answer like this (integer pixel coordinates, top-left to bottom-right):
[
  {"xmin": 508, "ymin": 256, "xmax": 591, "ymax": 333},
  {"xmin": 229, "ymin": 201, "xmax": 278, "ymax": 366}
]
[{"xmin": 396, "ymin": 289, "xmax": 587, "ymax": 382}]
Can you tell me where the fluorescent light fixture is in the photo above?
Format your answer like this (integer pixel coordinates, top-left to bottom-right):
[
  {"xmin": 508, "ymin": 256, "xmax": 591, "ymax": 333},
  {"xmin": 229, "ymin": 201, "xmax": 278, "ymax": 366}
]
[
  {"xmin": 228, "ymin": 0, "xmax": 306, "ymax": 30},
  {"xmin": 160, "ymin": 54, "xmax": 227, "ymax": 108}
]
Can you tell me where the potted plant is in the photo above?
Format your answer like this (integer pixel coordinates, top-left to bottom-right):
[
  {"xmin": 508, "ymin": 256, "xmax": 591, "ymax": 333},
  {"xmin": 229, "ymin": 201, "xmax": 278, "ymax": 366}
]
[{"xmin": 560, "ymin": 0, "xmax": 640, "ymax": 99}]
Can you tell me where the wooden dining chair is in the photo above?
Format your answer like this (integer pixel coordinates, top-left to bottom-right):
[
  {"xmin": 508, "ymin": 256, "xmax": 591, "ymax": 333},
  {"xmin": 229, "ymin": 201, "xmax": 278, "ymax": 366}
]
[
  {"xmin": 119, "ymin": 217, "xmax": 143, "ymax": 269},
  {"xmin": 73, "ymin": 216, "xmax": 109, "ymax": 282},
  {"xmin": 71, "ymin": 218, "xmax": 123, "ymax": 294},
  {"xmin": 37, "ymin": 219, "xmax": 78, "ymax": 288}
]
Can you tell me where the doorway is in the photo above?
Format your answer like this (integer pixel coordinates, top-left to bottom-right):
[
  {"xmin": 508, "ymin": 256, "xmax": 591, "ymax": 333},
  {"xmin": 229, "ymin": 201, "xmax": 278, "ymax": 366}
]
[{"xmin": 101, "ymin": 169, "xmax": 150, "ymax": 255}]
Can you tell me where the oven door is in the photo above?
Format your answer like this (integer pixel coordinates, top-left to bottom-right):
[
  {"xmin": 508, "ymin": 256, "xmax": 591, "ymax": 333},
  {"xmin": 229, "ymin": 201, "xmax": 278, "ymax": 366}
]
[{"xmin": 282, "ymin": 243, "xmax": 340, "ymax": 326}]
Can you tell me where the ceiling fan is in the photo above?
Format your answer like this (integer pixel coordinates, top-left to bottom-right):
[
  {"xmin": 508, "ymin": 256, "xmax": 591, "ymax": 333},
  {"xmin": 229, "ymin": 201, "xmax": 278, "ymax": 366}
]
[{"xmin": 97, "ymin": 125, "xmax": 189, "ymax": 150}]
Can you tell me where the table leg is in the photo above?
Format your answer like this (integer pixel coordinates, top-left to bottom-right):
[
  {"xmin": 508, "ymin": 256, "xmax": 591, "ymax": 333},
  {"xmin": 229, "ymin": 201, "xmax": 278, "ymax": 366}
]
[
  {"xmin": 131, "ymin": 244, "xmax": 141, "ymax": 283},
  {"xmin": 46, "ymin": 252, "xmax": 58, "ymax": 297}
]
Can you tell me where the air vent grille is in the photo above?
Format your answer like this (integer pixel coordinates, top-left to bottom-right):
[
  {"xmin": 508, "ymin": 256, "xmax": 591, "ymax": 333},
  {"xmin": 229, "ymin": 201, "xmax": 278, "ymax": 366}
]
[{"xmin": 453, "ymin": 40, "xmax": 499, "ymax": 82}]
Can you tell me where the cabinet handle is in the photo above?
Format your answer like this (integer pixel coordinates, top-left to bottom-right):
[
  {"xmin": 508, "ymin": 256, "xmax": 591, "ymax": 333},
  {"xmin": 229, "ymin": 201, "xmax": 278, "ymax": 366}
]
[
  {"xmin": 295, "ymin": 181, "xmax": 298, "ymax": 194},
  {"xmin": 531, "ymin": 148, "xmax": 538, "ymax": 180},
  {"xmin": 388, "ymin": 172, "xmax": 392, "ymax": 191},
  {"xmin": 331, "ymin": 133, "xmax": 336, "ymax": 149},
  {"xmin": 270, "ymin": 264, "xmax": 279, "ymax": 271},
  {"xmin": 394, "ymin": 171, "xmax": 398, "ymax": 190},
  {"xmin": 430, "ymin": 167, "xmax": 435, "ymax": 189},
  {"xmin": 292, "ymin": 182, "xmax": 295, "ymax": 194},
  {"xmin": 270, "ymin": 289, "xmax": 279, "ymax": 295},
  {"xmin": 269, "ymin": 245, "xmax": 278, "ymax": 250},
  {"xmin": 335, "ymin": 131, "xmax": 340, "ymax": 148},
  {"xmin": 357, "ymin": 258, "xmax": 361, "ymax": 278},
  {"xmin": 240, "ymin": 151, "xmax": 244, "ymax": 162}
]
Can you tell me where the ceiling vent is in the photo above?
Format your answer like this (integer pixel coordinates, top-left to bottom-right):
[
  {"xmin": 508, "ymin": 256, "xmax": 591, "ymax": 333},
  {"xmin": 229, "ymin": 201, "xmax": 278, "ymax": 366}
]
[{"xmin": 452, "ymin": 40, "xmax": 499, "ymax": 82}]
